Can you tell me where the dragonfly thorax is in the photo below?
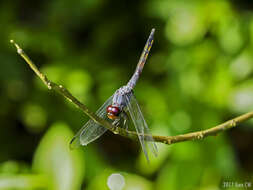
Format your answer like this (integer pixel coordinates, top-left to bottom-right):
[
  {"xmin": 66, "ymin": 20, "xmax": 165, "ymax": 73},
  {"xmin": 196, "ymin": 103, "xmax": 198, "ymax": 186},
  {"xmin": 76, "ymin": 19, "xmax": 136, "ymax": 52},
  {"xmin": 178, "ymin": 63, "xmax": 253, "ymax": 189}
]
[{"xmin": 106, "ymin": 105, "xmax": 121, "ymax": 120}]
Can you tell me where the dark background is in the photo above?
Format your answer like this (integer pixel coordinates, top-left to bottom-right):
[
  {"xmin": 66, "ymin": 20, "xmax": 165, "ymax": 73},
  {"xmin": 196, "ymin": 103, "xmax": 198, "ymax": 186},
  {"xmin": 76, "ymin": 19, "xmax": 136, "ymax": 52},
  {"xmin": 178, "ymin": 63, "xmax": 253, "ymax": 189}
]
[{"xmin": 0, "ymin": 0, "xmax": 252, "ymax": 189}]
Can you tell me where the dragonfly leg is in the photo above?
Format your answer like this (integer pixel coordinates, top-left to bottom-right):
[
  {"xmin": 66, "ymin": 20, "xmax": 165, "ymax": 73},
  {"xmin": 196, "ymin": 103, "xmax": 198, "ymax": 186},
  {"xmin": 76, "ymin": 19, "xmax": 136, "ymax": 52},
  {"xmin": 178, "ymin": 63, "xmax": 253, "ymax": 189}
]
[
  {"xmin": 112, "ymin": 118, "xmax": 121, "ymax": 127},
  {"xmin": 121, "ymin": 111, "xmax": 129, "ymax": 132},
  {"xmin": 111, "ymin": 111, "xmax": 129, "ymax": 135},
  {"xmin": 111, "ymin": 118, "xmax": 121, "ymax": 134}
]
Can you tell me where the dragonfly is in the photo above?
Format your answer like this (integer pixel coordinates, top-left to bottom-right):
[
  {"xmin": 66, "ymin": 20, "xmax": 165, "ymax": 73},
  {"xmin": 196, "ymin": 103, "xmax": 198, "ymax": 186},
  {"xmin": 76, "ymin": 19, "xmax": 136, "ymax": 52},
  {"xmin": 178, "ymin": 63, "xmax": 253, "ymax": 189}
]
[{"xmin": 70, "ymin": 28, "xmax": 158, "ymax": 162}]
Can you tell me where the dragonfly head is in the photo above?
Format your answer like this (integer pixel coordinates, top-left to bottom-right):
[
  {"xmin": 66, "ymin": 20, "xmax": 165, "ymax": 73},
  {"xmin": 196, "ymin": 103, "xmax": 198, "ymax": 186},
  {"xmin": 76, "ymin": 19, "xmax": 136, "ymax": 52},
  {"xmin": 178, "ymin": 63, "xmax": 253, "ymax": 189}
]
[{"xmin": 106, "ymin": 105, "xmax": 120, "ymax": 120}]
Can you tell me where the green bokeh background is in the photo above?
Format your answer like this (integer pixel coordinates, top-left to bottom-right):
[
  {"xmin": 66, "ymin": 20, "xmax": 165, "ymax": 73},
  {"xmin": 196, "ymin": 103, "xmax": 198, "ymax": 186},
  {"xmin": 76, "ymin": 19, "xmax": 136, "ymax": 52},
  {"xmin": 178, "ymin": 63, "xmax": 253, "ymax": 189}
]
[{"xmin": 0, "ymin": 0, "xmax": 253, "ymax": 189}]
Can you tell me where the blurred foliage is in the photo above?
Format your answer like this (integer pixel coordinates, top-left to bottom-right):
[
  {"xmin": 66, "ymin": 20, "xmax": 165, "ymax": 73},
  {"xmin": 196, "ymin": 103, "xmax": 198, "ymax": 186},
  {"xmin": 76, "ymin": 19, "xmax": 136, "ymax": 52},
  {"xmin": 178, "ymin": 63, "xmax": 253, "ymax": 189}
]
[
  {"xmin": 32, "ymin": 122, "xmax": 85, "ymax": 190},
  {"xmin": 0, "ymin": 0, "xmax": 253, "ymax": 189}
]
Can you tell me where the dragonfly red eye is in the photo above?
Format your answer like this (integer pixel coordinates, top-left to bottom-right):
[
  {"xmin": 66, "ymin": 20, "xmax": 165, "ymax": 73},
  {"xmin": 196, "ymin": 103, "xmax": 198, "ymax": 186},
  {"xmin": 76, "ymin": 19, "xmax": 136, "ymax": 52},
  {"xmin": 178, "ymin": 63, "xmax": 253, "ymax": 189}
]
[{"xmin": 106, "ymin": 105, "xmax": 120, "ymax": 120}]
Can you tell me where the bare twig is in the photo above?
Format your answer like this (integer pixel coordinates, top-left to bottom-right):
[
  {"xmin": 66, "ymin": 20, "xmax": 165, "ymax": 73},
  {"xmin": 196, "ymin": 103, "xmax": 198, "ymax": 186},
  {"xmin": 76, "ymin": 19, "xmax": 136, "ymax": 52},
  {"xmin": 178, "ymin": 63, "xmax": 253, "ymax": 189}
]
[{"xmin": 10, "ymin": 40, "xmax": 253, "ymax": 145}]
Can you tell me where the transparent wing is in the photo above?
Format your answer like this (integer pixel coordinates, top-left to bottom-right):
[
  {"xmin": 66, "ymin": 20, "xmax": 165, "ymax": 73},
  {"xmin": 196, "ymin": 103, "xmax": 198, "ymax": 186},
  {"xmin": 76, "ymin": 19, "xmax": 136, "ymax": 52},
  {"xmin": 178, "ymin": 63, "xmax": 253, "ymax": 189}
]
[
  {"xmin": 125, "ymin": 92, "xmax": 158, "ymax": 162},
  {"xmin": 70, "ymin": 95, "xmax": 113, "ymax": 149}
]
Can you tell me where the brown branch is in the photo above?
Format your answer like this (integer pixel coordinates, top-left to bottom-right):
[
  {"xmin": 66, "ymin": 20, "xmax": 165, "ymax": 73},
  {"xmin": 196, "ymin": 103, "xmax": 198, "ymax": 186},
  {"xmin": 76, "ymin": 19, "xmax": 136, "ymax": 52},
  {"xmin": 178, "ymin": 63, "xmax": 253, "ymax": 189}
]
[
  {"xmin": 10, "ymin": 40, "xmax": 253, "ymax": 145},
  {"xmin": 152, "ymin": 112, "xmax": 253, "ymax": 144}
]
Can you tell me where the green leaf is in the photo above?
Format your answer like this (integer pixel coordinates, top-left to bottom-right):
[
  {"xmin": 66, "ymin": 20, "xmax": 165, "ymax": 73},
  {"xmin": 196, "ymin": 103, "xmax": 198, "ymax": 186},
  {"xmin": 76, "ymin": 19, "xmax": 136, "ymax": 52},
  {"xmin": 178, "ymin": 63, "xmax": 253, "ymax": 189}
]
[
  {"xmin": 123, "ymin": 173, "xmax": 153, "ymax": 190},
  {"xmin": 156, "ymin": 161, "xmax": 203, "ymax": 190},
  {"xmin": 32, "ymin": 122, "xmax": 85, "ymax": 190},
  {"xmin": 86, "ymin": 169, "xmax": 115, "ymax": 190},
  {"xmin": 87, "ymin": 171, "xmax": 153, "ymax": 190},
  {"xmin": 0, "ymin": 174, "xmax": 48, "ymax": 190}
]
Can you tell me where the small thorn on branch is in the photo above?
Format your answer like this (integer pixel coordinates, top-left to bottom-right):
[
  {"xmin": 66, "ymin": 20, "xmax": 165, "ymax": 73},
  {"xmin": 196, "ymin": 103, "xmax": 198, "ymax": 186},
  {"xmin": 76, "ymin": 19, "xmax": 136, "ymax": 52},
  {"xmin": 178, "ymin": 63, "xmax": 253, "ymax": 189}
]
[
  {"xmin": 231, "ymin": 120, "xmax": 237, "ymax": 127},
  {"xmin": 10, "ymin": 40, "xmax": 23, "ymax": 54},
  {"xmin": 196, "ymin": 132, "xmax": 204, "ymax": 140},
  {"xmin": 47, "ymin": 82, "xmax": 52, "ymax": 89}
]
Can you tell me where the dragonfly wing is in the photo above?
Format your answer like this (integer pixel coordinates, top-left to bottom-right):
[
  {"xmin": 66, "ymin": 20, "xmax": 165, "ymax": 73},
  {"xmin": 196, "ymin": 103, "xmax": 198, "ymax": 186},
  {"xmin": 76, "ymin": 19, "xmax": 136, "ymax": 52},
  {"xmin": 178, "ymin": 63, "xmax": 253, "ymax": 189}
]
[
  {"xmin": 70, "ymin": 95, "xmax": 113, "ymax": 149},
  {"xmin": 125, "ymin": 92, "xmax": 158, "ymax": 162}
]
